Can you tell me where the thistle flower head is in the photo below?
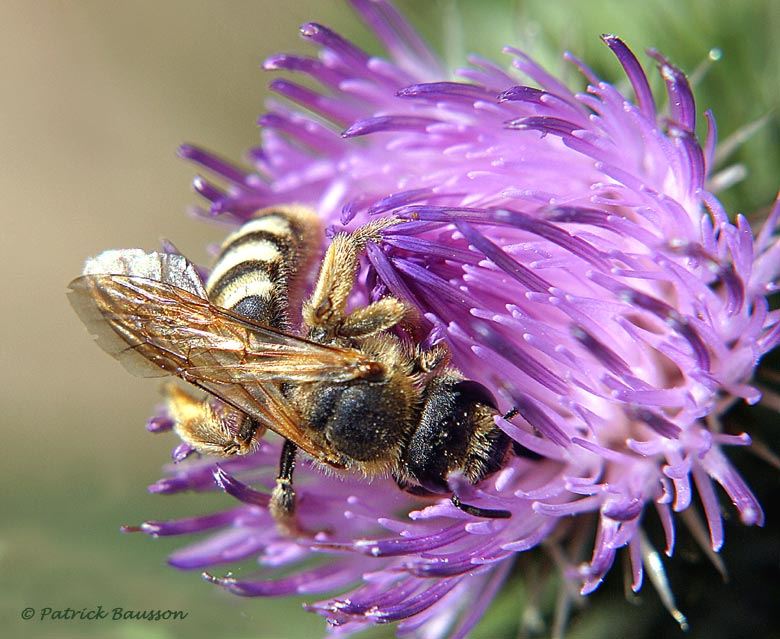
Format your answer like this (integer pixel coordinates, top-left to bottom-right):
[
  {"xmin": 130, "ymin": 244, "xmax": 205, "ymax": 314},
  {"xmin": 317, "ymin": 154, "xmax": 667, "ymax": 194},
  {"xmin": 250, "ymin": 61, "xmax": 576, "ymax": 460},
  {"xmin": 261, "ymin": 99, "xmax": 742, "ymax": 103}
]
[{"xmin": 133, "ymin": 1, "xmax": 780, "ymax": 635}]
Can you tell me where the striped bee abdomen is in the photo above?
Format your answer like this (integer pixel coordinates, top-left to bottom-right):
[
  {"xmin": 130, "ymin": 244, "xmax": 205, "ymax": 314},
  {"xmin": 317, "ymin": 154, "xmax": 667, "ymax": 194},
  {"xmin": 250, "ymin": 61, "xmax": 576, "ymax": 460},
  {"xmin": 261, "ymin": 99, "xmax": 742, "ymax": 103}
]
[{"xmin": 205, "ymin": 206, "xmax": 321, "ymax": 329}]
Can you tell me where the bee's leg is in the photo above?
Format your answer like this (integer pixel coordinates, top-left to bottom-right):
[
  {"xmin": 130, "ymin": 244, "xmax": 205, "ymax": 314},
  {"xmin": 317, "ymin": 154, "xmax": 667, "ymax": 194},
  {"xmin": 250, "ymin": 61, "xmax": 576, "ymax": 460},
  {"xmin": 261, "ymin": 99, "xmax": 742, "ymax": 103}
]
[
  {"xmin": 303, "ymin": 233, "xmax": 356, "ymax": 333},
  {"xmin": 164, "ymin": 383, "xmax": 264, "ymax": 457},
  {"xmin": 394, "ymin": 474, "xmax": 511, "ymax": 519},
  {"xmin": 303, "ymin": 218, "xmax": 401, "ymax": 335},
  {"xmin": 393, "ymin": 474, "xmax": 436, "ymax": 497},
  {"xmin": 500, "ymin": 407, "xmax": 544, "ymax": 461},
  {"xmin": 450, "ymin": 494, "xmax": 511, "ymax": 519},
  {"xmin": 337, "ymin": 297, "xmax": 408, "ymax": 338},
  {"xmin": 410, "ymin": 345, "xmax": 450, "ymax": 375},
  {"xmin": 269, "ymin": 439, "xmax": 300, "ymax": 534},
  {"xmin": 223, "ymin": 417, "xmax": 263, "ymax": 456}
]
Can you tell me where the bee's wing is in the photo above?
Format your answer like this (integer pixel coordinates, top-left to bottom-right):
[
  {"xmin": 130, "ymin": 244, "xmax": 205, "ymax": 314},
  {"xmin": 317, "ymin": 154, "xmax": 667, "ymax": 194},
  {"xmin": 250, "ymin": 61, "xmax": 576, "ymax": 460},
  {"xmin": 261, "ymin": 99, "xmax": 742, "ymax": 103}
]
[
  {"xmin": 193, "ymin": 372, "xmax": 342, "ymax": 466},
  {"xmin": 68, "ymin": 274, "xmax": 384, "ymax": 384},
  {"xmin": 68, "ymin": 253, "xmax": 380, "ymax": 465},
  {"xmin": 69, "ymin": 249, "xmax": 210, "ymax": 378}
]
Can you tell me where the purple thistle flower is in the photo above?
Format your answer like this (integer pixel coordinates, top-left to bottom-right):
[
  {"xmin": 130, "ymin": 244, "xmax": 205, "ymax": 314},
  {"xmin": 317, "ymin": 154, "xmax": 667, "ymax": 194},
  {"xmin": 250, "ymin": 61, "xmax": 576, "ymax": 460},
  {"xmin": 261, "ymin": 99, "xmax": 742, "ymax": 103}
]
[{"xmin": 129, "ymin": 1, "xmax": 779, "ymax": 635}]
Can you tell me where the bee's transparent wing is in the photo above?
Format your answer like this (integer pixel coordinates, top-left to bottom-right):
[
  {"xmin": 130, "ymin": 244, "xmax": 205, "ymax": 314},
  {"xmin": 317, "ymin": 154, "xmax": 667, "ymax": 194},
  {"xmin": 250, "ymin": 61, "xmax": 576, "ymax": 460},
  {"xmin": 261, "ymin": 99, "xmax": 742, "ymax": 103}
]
[
  {"xmin": 68, "ymin": 274, "xmax": 384, "ymax": 384},
  {"xmin": 67, "ymin": 250, "xmax": 380, "ymax": 464},
  {"xmin": 70, "ymin": 250, "xmax": 207, "ymax": 378}
]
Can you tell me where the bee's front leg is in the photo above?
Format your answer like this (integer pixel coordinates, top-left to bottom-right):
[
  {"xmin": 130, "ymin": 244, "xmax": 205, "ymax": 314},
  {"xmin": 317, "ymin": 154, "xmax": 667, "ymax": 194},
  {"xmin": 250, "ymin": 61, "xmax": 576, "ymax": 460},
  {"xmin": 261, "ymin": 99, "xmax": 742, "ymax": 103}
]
[
  {"xmin": 337, "ymin": 296, "xmax": 408, "ymax": 338},
  {"xmin": 302, "ymin": 218, "xmax": 401, "ymax": 337}
]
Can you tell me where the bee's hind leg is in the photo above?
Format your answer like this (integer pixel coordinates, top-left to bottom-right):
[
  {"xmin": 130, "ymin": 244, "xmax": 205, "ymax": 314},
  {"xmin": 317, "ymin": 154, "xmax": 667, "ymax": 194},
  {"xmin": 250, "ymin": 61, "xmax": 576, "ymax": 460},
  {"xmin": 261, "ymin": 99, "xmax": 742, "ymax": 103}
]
[
  {"xmin": 163, "ymin": 383, "xmax": 264, "ymax": 457},
  {"xmin": 270, "ymin": 439, "xmax": 303, "ymax": 535},
  {"xmin": 222, "ymin": 417, "xmax": 262, "ymax": 456}
]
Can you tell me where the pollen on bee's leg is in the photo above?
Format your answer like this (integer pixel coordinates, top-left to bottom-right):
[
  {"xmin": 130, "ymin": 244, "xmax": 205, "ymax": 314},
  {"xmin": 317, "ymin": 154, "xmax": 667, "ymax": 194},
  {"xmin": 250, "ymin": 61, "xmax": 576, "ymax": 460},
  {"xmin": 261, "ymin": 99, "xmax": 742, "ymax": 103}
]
[
  {"xmin": 230, "ymin": 417, "xmax": 263, "ymax": 455},
  {"xmin": 271, "ymin": 479, "xmax": 296, "ymax": 512},
  {"xmin": 269, "ymin": 488, "xmax": 323, "ymax": 539},
  {"xmin": 161, "ymin": 383, "xmax": 204, "ymax": 424},
  {"xmin": 160, "ymin": 382, "xmax": 262, "ymax": 457},
  {"xmin": 266, "ymin": 439, "xmax": 320, "ymax": 538},
  {"xmin": 338, "ymin": 296, "xmax": 407, "ymax": 338}
]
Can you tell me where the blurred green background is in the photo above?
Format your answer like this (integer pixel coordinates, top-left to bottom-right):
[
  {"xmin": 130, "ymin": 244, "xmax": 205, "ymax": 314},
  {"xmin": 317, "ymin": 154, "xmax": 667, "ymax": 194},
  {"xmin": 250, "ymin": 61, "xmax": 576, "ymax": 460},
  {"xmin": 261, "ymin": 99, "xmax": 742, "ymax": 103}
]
[{"xmin": 1, "ymin": 1, "xmax": 777, "ymax": 638}]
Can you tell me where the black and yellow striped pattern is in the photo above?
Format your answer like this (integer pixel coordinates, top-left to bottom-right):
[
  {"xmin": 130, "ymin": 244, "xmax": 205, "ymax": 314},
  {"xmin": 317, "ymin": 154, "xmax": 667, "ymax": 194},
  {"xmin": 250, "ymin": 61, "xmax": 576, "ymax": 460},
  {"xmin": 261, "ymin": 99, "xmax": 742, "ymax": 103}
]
[{"xmin": 205, "ymin": 206, "xmax": 321, "ymax": 329}]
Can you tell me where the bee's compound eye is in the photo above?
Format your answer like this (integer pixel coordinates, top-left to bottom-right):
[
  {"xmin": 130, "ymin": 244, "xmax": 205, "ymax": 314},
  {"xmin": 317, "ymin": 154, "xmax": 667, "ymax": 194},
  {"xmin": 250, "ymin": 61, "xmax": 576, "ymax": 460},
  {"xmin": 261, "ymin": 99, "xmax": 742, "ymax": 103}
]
[{"xmin": 451, "ymin": 380, "xmax": 497, "ymax": 411}]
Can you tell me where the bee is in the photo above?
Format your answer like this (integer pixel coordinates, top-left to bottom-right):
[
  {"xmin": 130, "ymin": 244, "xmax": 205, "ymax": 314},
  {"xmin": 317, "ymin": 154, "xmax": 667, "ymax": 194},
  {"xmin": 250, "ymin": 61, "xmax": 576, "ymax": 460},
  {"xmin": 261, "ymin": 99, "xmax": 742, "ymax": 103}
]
[{"xmin": 68, "ymin": 206, "xmax": 512, "ymax": 531}]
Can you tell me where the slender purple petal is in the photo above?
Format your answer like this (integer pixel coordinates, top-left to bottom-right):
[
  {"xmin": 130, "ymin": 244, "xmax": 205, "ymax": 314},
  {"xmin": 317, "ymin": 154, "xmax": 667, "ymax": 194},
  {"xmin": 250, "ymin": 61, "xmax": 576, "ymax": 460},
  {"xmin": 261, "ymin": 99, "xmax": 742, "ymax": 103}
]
[
  {"xmin": 343, "ymin": 115, "xmax": 440, "ymax": 138},
  {"xmin": 601, "ymin": 34, "xmax": 656, "ymax": 120},
  {"xmin": 647, "ymin": 49, "xmax": 696, "ymax": 132},
  {"xmin": 178, "ymin": 144, "xmax": 250, "ymax": 184}
]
